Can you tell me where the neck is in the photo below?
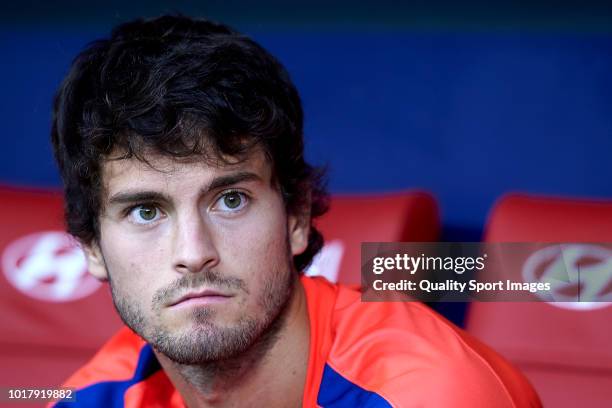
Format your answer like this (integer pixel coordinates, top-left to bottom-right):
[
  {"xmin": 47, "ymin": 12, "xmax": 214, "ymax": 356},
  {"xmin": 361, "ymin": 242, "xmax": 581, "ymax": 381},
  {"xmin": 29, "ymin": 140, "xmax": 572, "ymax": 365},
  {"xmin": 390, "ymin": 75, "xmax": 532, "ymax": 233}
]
[{"xmin": 154, "ymin": 276, "xmax": 310, "ymax": 408}]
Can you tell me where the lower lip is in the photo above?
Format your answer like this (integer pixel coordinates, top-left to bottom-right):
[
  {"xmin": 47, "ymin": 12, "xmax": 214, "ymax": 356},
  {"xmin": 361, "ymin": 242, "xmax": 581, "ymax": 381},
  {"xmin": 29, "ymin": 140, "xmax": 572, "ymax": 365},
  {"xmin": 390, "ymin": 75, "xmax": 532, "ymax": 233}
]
[{"xmin": 172, "ymin": 296, "xmax": 231, "ymax": 308}]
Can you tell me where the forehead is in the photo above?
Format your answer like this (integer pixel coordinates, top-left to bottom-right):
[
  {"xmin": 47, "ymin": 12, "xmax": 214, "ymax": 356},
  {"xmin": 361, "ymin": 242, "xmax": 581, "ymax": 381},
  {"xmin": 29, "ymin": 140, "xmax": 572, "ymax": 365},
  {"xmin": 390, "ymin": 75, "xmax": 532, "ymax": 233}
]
[{"xmin": 100, "ymin": 148, "xmax": 273, "ymax": 199}]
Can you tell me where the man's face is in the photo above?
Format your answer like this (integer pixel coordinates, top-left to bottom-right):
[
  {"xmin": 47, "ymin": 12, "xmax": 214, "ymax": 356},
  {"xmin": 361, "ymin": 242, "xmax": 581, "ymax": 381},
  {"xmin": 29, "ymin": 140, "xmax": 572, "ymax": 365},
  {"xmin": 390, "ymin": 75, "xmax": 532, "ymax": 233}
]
[{"xmin": 85, "ymin": 149, "xmax": 308, "ymax": 364}]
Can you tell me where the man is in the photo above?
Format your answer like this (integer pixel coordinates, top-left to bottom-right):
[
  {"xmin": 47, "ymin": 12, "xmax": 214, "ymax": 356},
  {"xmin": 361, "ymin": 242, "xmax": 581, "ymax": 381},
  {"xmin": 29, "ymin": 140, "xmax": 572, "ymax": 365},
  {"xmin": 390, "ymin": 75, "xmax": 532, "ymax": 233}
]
[{"xmin": 50, "ymin": 15, "xmax": 540, "ymax": 407}]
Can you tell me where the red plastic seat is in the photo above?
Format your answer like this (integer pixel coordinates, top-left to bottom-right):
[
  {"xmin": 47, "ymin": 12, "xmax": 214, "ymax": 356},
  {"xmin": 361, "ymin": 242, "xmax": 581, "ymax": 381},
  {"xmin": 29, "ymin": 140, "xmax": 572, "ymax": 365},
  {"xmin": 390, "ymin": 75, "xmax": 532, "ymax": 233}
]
[
  {"xmin": 0, "ymin": 186, "xmax": 123, "ymax": 392},
  {"xmin": 305, "ymin": 191, "xmax": 440, "ymax": 285},
  {"xmin": 465, "ymin": 193, "xmax": 612, "ymax": 407},
  {"xmin": 0, "ymin": 186, "xmax": 440, "ymax": 393}
]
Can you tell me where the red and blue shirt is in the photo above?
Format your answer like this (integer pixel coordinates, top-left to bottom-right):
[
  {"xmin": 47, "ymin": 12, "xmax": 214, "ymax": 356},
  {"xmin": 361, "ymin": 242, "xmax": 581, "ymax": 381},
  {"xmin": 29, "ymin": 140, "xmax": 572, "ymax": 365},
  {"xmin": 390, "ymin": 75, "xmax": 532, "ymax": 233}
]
[{"xmin": 53, "ymin": 276, "xmax": 541, "ymax": 407}]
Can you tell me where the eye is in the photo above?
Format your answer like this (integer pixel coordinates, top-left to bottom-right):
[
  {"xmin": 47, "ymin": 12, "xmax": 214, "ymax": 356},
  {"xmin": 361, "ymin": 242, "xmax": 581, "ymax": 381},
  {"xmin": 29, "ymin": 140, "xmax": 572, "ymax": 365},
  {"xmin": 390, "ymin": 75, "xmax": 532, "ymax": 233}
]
[
  {"xmin": 128, "ymin": 205, "xmax": 163, "ymax": 224},
  {"xmin": 214, "ymin": 191, "xmax": 248, "ymax": 213}
]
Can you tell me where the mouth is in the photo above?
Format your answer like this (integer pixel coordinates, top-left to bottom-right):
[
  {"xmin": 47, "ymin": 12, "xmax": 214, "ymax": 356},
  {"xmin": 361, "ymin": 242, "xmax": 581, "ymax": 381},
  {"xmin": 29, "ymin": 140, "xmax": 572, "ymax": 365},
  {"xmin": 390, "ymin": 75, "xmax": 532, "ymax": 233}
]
[{"xmin": 169, "ymin": 289, "xmax": 233, "ymax": 308}]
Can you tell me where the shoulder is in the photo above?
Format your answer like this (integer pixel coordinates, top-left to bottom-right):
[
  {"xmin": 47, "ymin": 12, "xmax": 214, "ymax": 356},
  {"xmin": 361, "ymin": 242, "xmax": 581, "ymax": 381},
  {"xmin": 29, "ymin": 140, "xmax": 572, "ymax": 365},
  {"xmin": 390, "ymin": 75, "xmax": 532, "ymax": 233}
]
[
  {"xmin": 316, "ymin": 281, "xmax": 541, "ymax": 407},
  {"xmin": 61, "ymin": 327, "xmax": 148, "ymax": 390},
  {"xmin": 50, "ymin": 328, "xmax": 175, "ymax": 407}
]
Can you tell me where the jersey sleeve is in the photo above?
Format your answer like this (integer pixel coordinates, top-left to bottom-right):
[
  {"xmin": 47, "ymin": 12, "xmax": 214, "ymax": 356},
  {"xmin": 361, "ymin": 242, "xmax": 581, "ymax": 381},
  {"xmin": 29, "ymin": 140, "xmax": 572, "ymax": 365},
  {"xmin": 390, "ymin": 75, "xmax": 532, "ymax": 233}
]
[{"xmin": 325, "ymin": 288, "xmax": 542, "ymax": 408}]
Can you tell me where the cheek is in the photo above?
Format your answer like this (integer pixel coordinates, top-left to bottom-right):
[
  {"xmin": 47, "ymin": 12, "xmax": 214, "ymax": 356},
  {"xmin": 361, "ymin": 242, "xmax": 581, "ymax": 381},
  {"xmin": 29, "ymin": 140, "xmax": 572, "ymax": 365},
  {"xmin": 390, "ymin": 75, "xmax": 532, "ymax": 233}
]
[
  {"xmin": 100, "ymin": 225, "xmax": 169, "ymax": 305},
  {"xmin": 231, "ymin": 202, "xmax": 288, "ymax": 257},
  {"xmin": 217, "ymin": 202, "xmax": 290, "ymax": 285}
]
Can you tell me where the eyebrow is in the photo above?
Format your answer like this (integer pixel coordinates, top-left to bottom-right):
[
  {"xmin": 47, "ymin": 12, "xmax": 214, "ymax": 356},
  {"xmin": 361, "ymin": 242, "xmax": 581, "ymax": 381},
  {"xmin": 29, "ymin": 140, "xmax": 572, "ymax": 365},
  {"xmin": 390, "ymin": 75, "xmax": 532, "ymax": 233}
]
[
  {"xmin": 107, "ymin": 171, "xmax": 262, "ymax": 205},
  {"xmin": 207, "ymin": 171, "xmax": 262, "ymax": 192}
]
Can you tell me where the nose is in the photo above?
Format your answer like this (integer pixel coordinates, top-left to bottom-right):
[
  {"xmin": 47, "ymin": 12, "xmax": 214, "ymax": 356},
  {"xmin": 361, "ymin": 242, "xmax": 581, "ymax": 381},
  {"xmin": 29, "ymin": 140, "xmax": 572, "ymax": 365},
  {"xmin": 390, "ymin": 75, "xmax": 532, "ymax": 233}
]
[{"xmin": 172, "ymin": 210, "xmax": 220, "ymax": 274}]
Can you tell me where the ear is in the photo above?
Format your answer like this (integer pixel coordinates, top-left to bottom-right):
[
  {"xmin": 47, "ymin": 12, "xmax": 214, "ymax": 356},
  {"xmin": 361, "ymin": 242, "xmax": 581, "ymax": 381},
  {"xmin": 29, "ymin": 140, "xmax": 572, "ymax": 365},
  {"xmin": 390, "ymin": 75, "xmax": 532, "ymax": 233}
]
[
  {"xmin": 82, "ymin": 241, "xmax": 109, "ymax": 281},
  {"xmin": 288, "ymin": 210, "xmax": 310, "ymax": 257}
]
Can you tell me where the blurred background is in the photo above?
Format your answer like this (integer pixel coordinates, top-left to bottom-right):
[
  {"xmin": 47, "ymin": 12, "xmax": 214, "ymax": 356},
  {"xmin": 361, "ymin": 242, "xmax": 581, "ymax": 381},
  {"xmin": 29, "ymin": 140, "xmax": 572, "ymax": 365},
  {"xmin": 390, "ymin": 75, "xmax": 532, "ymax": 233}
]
[
  {"xmin": 1, "ymin": 1, "xmax": 611, "ymax": 406},
  {"xmin": 2, "ymin": 0, "xmax": 612, "ymax": 239}
]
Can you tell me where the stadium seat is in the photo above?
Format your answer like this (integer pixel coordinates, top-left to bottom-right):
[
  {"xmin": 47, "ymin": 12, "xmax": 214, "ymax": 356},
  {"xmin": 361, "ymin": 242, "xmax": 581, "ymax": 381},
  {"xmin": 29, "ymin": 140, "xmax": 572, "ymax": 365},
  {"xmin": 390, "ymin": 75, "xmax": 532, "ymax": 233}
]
[
  {"xmin": 305, "ymin": 191, "xmax": 440, "ymax": 285},
  {"xmin": 0, "ymin": 186, "xmax": 439, "ymax": 394},
  {"xmin": 465, "ymin": 193, "xmax": 612, "ymax": 407},
  {"xmin": 0, "ymin": 186, "xmax": 123, "ymax": 393}
]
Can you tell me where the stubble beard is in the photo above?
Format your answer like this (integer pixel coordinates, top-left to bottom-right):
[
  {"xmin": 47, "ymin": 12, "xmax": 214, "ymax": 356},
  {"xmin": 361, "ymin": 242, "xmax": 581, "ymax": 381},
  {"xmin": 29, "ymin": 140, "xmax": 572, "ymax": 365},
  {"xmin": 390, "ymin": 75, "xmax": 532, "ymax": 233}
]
[{"xmin": 108, "ymin": 254, "xmax": 296, "ymax": 366}]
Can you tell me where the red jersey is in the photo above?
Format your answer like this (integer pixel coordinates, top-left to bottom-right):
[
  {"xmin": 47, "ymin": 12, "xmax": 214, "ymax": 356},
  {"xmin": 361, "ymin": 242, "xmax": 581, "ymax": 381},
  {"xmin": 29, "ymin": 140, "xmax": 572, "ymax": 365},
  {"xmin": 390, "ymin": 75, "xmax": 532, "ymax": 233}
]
[{"xmin": 52, "ymin": 276, "xmax": 541, "ymax": 407}]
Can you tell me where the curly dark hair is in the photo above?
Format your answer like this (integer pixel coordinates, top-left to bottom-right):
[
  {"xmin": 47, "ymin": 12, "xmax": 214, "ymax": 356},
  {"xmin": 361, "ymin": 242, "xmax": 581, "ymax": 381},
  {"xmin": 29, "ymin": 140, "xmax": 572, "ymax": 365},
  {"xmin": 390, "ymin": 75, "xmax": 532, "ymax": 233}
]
[{"xmin": 51, "ymin": 15, "xmax": 328, "ymax": 272}]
